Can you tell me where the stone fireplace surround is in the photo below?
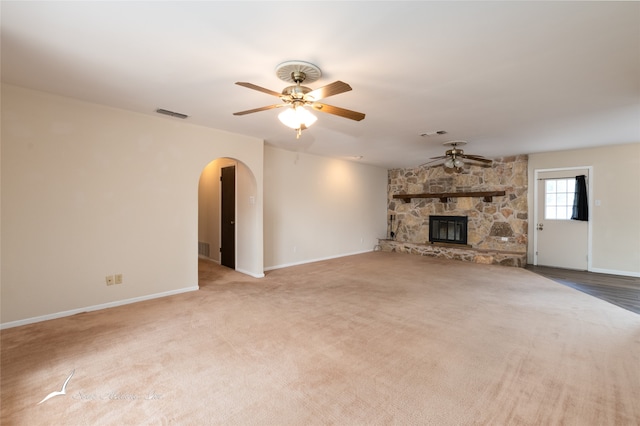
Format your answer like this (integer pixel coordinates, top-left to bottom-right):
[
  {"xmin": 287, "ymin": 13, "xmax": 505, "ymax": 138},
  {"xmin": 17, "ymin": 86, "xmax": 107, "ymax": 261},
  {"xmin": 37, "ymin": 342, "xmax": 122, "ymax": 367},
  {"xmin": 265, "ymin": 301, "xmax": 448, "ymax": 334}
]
[{"xmin": 380, "ymin": 155, "xmax": 528, "ymax": 267}]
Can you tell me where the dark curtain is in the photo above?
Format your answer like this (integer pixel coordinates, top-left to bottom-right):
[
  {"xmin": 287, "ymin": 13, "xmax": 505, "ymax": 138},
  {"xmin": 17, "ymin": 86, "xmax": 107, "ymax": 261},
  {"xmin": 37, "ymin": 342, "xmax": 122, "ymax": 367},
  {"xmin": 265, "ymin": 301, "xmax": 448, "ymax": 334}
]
[{"xmin": 571, "ymin": 175, "xmax": 588, "ymax": 221}]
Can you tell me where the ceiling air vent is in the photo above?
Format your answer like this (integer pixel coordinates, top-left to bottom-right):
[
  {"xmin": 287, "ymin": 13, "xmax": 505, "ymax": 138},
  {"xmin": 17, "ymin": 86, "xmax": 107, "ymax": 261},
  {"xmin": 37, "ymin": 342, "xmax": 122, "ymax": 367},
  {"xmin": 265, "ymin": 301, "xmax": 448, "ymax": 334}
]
[
  {"xmin": 156, "ymin": 108, "xmax": 188, "ymax": 119},
  {"xmin": 420, "ymin": 130, "xmax": 447, "ymax": 137}
]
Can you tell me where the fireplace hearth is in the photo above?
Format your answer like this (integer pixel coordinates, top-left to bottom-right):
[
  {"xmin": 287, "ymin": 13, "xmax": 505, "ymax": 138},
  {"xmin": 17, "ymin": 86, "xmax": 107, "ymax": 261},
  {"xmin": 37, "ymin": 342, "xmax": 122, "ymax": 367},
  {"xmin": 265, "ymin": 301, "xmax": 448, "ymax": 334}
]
[{"xmin": 429, "ymin": 216, "xmax": 468, "ymax": 245}]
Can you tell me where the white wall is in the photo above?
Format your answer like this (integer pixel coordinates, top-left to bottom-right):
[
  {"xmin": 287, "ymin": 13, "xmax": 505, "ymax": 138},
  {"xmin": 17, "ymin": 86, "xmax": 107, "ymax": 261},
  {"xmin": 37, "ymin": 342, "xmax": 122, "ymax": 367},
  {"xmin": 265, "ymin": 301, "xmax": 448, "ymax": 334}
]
[
  {"xmin": 527, "ymin": 143, "xmax": 640, "ymax": 276},
  {"xmin": 1, "ymin": 84, "xmax": 264, "ymax": 326},
  {"xmin": 264, "ymin": 146, "xmax": 388, "ymax": 269}
]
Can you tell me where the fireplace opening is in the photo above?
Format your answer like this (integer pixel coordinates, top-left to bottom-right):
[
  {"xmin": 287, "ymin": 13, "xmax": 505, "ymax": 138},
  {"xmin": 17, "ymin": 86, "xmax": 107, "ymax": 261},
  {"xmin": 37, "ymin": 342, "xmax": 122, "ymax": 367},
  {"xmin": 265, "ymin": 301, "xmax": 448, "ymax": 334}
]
[{"xmin": 429, "ymin": 216, "xmax": 468, "ymax": 245}]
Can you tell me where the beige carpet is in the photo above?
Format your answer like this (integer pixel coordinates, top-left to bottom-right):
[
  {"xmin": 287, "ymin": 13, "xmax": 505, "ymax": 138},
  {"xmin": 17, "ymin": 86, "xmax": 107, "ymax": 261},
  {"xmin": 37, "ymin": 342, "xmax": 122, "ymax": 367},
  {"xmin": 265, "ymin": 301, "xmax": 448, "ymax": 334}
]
[{"xmin": 1, "ymin": 252, "xmax": 638, "ymax": 425}]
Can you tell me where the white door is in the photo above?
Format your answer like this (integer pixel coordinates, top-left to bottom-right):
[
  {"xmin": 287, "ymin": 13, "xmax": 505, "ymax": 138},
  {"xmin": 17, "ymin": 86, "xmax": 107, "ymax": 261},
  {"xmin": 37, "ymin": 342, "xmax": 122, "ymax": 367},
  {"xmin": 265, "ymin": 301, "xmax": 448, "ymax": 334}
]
[{"xmin": 535, "ymin": 169, "xmax": 589, "ymax": 270}]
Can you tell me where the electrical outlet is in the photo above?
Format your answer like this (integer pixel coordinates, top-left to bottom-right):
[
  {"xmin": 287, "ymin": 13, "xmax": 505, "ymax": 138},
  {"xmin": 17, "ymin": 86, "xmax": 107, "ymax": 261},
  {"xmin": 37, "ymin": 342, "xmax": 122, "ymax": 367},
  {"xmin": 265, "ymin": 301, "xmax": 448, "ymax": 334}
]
[
  {"xmin": 106, "ymin": 275, "xmax": 115, "ymax": 286},
  {"xmin": 501, "ymin": 237, "xmax": 508, "ymax": 242},
  {"xmin": 115, "ymin": 274, "xmax": 123, "ymax": 284}
]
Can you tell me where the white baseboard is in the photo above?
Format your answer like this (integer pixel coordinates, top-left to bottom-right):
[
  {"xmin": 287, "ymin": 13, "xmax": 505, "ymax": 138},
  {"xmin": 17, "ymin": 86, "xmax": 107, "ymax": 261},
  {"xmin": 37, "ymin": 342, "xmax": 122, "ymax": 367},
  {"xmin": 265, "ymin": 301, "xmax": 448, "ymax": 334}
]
[
  {"xmin": 264, "ymin": 249, "xmax": 373, "ymax": 272},
  {"xmin": 0, "ymin": 286, "xmax": 199, "ymax": 330},
  {"xmin": 589, "ymin": 267, "xmax": 640, "ymax": 278}
]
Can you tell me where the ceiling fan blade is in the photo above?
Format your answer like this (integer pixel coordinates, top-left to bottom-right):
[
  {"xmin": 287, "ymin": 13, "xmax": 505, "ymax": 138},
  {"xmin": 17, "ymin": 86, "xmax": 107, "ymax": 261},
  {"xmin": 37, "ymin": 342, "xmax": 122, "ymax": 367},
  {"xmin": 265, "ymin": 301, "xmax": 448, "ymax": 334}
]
[
  {"xmin": 305, "ymin": 81, "xmax": 352, "ymax": 101},
  {"xmin": 462, "ymin": 154, "xmax": 492, "ymax": 164},
  {"xmin": 235, "ymin": 82, "xmax": 283, "ymax": 98},
  {"xmin": 233, "ymin": 104, "xmax": 283, "ymax": 116},
  {"xmin": 420, "ymin": 158, "xmax": 444, "ymax": 167},
  {"xmin": 429, "ymin": 155, "xmax": 448, "ymax": 160},
  {"xmin": 311, "ymin": 103, "xmax": 365, "ymax": 121}
]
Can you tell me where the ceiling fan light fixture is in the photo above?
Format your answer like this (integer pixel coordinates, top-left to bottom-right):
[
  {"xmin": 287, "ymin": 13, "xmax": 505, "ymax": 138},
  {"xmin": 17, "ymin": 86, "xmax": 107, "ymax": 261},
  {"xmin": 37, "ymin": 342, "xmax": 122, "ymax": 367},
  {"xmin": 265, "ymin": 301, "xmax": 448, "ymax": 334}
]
[
  {"xmin": 453, "ymin": 158, "xmax": 464, "ymax": 168},
  {"xmin": 278, "ymin": 106, "xmax": 317, "ymax": 130},
  {"xmin": 444, "ymin": 158, "xmax": 455, "ymax": 168}
]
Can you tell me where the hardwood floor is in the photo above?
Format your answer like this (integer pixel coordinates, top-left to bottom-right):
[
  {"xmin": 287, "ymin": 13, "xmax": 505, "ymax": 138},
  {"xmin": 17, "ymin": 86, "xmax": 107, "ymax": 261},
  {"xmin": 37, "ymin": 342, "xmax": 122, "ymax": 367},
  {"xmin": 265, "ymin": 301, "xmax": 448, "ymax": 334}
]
[{"xmin": 525, "ymin": 265, "xmax": 640, "ymax": 314}]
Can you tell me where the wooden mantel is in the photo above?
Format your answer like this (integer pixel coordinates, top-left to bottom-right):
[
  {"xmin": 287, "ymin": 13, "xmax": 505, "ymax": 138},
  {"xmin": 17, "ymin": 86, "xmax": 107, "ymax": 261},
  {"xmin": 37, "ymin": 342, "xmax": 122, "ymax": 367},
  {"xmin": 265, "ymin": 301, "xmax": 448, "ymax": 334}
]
[{"xmin": 393, "ymin": 191, "xmax": 506, "ymax": 203}]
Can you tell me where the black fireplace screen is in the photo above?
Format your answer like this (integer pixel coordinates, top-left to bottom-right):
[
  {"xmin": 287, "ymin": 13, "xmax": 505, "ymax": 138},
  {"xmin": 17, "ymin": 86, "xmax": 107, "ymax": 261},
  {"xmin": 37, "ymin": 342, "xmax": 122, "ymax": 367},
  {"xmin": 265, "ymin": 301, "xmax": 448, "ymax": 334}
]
[{"xmin": 429, "ymin": 216, "xmax": 468, "ymax": 245}]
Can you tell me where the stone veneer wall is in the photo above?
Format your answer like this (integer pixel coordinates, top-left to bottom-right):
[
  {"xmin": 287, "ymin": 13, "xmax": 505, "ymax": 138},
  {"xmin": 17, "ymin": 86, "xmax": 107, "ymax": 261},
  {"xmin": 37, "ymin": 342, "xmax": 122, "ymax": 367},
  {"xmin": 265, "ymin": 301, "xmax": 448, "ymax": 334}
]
[{"xmin": 382, "ymin": 155, "xmax": 528, "ymax": 266}]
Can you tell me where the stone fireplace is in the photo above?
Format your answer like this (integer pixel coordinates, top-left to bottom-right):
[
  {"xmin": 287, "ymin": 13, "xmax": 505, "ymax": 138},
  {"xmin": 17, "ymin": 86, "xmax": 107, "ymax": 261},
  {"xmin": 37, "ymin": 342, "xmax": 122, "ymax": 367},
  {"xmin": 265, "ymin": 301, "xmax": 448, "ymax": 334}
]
[{"xmin": 379, "ymin": 155, "xmax": 528, "ymax": 267}]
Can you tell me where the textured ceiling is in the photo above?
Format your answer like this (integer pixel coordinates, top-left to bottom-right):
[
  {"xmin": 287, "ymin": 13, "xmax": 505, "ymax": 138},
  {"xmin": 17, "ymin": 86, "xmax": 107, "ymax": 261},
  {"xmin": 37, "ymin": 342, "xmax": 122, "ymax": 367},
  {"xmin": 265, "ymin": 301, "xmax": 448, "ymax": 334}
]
[{"xmin": 2, "ymin": 1, "xmax": 639, "ymax": 169}]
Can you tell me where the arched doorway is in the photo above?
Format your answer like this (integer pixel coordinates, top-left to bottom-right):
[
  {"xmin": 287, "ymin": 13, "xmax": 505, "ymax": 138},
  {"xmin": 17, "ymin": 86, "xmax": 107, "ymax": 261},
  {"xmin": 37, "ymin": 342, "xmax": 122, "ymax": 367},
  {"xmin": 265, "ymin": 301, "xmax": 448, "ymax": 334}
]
[{"xmin": 197, "ymin": 157, "xmax": 263, "ymax": 277}]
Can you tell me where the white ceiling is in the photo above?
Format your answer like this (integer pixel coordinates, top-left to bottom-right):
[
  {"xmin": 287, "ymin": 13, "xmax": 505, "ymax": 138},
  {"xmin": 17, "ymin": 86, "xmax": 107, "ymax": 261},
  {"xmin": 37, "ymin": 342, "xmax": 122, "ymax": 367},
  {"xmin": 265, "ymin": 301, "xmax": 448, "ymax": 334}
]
[{"xmin": 2, "ymin": 1, "xmax": 639, "ymax": 169}]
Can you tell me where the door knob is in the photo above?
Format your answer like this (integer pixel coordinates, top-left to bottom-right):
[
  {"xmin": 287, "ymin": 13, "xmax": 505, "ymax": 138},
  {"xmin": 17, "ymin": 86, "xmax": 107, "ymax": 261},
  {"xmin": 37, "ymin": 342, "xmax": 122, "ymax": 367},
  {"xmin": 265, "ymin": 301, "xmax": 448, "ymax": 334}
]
[{"xmin": 230, "ymin": 221, "xmax": 235, "ymax": 225}]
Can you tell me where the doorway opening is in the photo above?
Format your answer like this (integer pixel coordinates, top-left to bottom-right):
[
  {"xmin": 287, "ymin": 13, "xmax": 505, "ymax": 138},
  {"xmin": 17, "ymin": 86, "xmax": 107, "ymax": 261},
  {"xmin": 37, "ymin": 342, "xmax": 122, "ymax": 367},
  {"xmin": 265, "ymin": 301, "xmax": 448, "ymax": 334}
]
[
  {"xmin": 198, "ymin": 158, "xmax": 237, "ymax": 270},
  {"xmin": 197, "ymin": 157, "xmax": 263, "ymax": 279}
]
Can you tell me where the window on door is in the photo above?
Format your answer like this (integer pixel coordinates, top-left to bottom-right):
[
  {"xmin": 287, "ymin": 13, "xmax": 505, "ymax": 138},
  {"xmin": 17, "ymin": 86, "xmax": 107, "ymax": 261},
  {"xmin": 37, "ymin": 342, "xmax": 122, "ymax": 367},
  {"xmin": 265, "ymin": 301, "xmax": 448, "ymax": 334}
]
[{"xmin": 545, "ymin": 178, "xmax": 575, "ymax": 220}]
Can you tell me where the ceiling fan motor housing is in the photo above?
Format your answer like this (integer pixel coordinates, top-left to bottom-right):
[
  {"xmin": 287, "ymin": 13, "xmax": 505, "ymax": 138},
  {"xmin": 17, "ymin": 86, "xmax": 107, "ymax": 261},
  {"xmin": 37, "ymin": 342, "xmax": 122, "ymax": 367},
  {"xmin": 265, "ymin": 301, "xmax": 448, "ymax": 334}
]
[{"xmin": 282, "ymin": 85, "xmax": 312, "ymax": 99}]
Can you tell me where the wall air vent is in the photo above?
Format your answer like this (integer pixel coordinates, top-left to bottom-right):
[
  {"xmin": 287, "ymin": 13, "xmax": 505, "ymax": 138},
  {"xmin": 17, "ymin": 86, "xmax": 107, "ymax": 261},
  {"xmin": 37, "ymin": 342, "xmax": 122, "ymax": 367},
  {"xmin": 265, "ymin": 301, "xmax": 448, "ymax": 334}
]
[
  {"xmin": 156, "ymin": 108, "xmax": 189, "ymax": 119},
  {"xmin": 198, "ymin": 241, "xmax": 210, "ymax": 257}
]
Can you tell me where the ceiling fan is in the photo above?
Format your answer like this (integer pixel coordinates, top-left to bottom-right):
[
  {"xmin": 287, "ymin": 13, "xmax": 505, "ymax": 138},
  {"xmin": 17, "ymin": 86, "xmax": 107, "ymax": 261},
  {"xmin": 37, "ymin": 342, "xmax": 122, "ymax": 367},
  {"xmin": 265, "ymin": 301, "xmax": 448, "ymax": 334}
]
[
  {"xmin": 423, "ymin": 141, "xmax": 492, "ymax": 169},
  {"xmin": 233, "ymin": 61, "xmax": 365, "ymax": 138}
]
